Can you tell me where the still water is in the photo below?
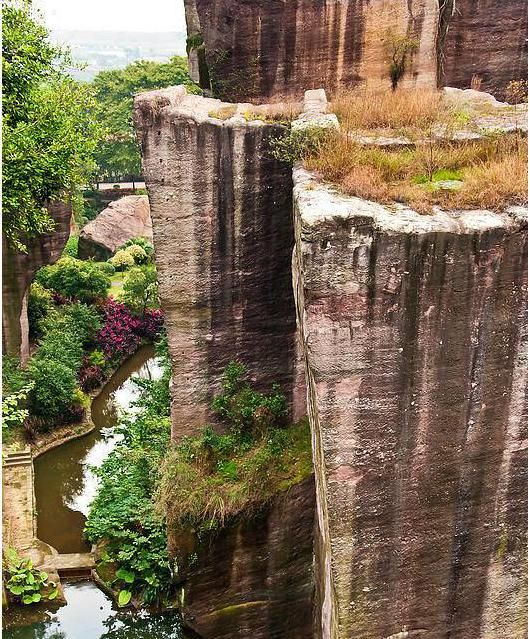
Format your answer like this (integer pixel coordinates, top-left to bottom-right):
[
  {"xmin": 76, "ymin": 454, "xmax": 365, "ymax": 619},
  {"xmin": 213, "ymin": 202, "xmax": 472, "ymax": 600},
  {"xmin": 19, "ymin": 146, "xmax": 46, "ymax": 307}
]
[{"xmin": 3, "ymin": 346, "xmax": 187, "ymax": 638}]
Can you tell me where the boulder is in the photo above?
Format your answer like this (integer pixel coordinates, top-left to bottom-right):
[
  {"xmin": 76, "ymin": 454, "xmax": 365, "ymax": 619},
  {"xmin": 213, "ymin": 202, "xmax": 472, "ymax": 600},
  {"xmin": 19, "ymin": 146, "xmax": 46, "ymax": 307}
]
[{"xmin": 78, "ymin": 195, "xmax": 152, "ymax": 261}]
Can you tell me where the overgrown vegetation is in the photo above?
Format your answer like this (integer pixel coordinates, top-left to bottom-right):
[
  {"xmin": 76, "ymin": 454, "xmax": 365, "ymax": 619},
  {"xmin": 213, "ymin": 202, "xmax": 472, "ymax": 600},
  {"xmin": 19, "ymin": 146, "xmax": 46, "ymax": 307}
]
[
  {"xmin": 157, "ymin": 362, "xmax": 312, "ymax": 532},
  {"xmin": 3, "ymin": 547, "xmax": 58, "ymax": 605}
]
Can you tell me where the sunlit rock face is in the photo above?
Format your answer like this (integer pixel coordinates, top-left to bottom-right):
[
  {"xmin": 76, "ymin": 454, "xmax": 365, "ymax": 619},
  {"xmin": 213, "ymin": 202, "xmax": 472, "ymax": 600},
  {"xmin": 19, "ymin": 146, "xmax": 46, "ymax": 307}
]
[
  {"xmin": 185, "ymin": 0, "xmax": 439, "ymax": 102},
  {"xmin": 440, "ymin": 0, "xmax": 528, "ymax": 98},
  {"xmin": 133, "ymin": 87, "xmax": 306, "ymax": 439},
  {"xmin": 2, "ymin": 201, "xmax": 72, "ymax": 362},
  {"xmin": 177, "ymin": 476, "xmax": 315, "ymax": 639},
  {"xmin": 293, "ymin": 165, "xmax": 528, "ymax": 639}
]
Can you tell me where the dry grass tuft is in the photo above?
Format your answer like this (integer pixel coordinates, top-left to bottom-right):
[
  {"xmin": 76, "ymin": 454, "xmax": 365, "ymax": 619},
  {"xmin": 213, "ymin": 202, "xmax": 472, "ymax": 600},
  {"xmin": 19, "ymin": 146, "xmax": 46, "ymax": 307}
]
[
  {"xmin": 306, "ymin": 132, "xmax": 527, "ymax": 212},
  {"xmin": 331, "ymin": 87, "xmax": 445, "ymax": 132}
]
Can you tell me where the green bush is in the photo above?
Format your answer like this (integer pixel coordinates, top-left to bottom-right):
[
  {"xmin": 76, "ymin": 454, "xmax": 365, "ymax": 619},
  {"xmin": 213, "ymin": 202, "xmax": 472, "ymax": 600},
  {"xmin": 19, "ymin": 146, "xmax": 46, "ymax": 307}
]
[
  {"xmin": 35, "ymin": 257, "xmax": 110, "ymax": 303},
  {"xmin": 109, "ymin": 249, "xmax": 135, "ymax": 271},
  {"xmin": 27, "ymin": 282, "xmax": 53, "ymax": 339},
  {"xmin": 268, "ymin": 125, "xmax": 334, "ymax": 164},
  {"xmin": 2, "ymin": 356, "xmax": 29, "ymax": 395},
  {"xmin": 28, "ymin": 357, "xmax": 78, "ymax": 421},
  {"xmin": 35, "ymin": 329, "xmax": 83, "ymax": 371},
  {"xmin": 120, "ymin": 266, "xmax": 159, "ymax": 314},
  {"xmin": 97, "ymin": 261, "xmax": 116, "ymax": 276},
  {"xmin": 4, "ymin": 547, "xmax": 58, "ymax": 605},
  {"xmin": 62, "ymin": 235, "xmax": 79, "ymax": 258},
  {"xmin": 120, "ymin": 237, "xmax": 154, "ymax": 259}
]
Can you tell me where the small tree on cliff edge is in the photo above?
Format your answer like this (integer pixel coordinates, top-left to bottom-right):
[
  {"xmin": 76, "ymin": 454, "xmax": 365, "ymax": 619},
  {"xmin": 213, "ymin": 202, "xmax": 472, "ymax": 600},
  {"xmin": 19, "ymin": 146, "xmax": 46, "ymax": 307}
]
[
  {"xmin": 2, "ymin": 0, "xmax": 101, "ymax": 252},
  {"xmin": 384, "ymin": 30, "xmax": 419, "ymax": 91}
]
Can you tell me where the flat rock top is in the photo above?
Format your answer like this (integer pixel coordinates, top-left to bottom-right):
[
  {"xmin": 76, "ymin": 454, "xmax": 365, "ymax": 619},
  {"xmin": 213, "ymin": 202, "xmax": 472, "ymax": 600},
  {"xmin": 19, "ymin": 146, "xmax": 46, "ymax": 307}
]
[{"xmin": 80, "ymin": 195, "xmax": 152, "ymax": 253}]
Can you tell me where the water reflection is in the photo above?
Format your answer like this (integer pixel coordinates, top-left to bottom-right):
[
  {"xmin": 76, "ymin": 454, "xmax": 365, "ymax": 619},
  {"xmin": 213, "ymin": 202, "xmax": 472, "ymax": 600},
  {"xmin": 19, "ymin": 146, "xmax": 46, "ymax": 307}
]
[
  {"xmin": 3, "ymin": 581, "xmax": 185, "ymax": 639},
  {"xmin": 34, "ymin": 345, "xmax": 163, "ymax": 553}
]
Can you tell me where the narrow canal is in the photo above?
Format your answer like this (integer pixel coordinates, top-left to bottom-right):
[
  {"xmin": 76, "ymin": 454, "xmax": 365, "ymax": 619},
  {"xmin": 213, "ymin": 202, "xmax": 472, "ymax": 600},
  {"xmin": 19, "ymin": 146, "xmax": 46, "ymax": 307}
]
[{"xmin": 3, "ymin": 345, "xmax": 187, "ymax": 638}]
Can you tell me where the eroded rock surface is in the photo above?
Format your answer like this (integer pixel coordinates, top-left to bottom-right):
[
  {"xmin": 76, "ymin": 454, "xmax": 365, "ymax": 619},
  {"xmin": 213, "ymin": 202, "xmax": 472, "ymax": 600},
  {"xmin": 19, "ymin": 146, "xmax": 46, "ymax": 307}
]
[
  {"xmin": 293, "ymin": 165, "xmax": 528, "ymax": 639},
  {"xmin": 177, "ymin": 476, "xmax": 315, "ymax": 639},
  {"xmin": 134, "ymin": 87, "xmax": 306, "ymax": 438},
  {"xmin": 2, "ymin": 201, "xmax": 72, "ymax": 362},
  {"xmin": 78, "ymin": 195, "xmax": 152, "ymax": 261}
]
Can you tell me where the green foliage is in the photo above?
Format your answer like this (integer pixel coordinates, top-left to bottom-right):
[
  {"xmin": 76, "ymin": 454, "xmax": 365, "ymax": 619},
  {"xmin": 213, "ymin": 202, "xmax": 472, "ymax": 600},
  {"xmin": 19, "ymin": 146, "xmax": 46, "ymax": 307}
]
[
  {"xmin": 2, "ymin": 356, "xmax": 30, "ymax": 395},
  {"xmin": 97, "ymin": 261, "xmax": 116, "ymax": 276},
  {"xmin": 85, "ymin": 344, "xmax": 173, "ymax": 605},
  {"xmin": 109, "ymin": 249, "xmax": 135, "ymax": 271},
  {"xmin": 2, "ymin": 382, "xmax": 35, "ymax": 429},
  {"xmin": 62, "ymin": 235, "xmax": 79, "ymax": 258},
  {"xmin": 35, "ymin": 257, "xmax": 111, "ymax": 303},
  {"xmin": 120, "ymin": 266, "xmax": 159, "ymax": 314},
  {"xmin": 120, "ymin": 237, "xmax": 154, "ymax": 259},
  {"xmin": 2, "ymin": 1, "xmax": 101, "ymax": 251},
  {"xmin": 88, "ymin": 349, "xmax": 106, "ymax": 367},
  {"xmin": 28, "ymin": 282, "xmax": 54, "ymax": 339},
  {"xmin": 91, "ymin": 56, "xmax": 200, "ymax": 181},
  {"xmin": 158, "ymin": 363, "xmax": 311, "ymax": 533},
  {"xmin": 3, "ymin": 547, "xmax": 58, "ymax": 605},
  {"xmin": 384, "ymin": 30, "xmax": 419, "ymax": 91},
  {"xmin": 269, "ymin": 126, "xmax": 334, "ymax": 164},
  {"xmin": 28, "ymin": 357, "xmax": 78, "ymax": 421}
]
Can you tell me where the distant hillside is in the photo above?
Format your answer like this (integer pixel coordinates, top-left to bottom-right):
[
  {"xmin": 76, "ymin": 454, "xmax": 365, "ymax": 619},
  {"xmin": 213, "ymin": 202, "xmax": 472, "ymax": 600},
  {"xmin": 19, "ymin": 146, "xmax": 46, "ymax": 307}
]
[{"xmin": 52, "ymin": 30, "xmax": 187, "ymax": 81}]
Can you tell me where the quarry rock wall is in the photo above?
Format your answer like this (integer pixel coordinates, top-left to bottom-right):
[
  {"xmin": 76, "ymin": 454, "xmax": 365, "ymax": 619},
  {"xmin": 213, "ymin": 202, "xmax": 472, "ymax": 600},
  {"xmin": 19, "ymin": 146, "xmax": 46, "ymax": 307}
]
[
  {"xmin": 134, "ymin": 86, "xmax": 306, "ymax": 439},
  {"xmin": 178, "ymin": 476, "xmax": 316, "ymax": 639},
  {"xmin": 2, "ymin": 201, "xmax": 72, "ymax": 362},
  {"xmin": 293, "ymin": 162, "xmax": 528, "ymax": 638},
  {"xmin": 184, "ymin": 0, "xmax": 527, "ymax": 101}
]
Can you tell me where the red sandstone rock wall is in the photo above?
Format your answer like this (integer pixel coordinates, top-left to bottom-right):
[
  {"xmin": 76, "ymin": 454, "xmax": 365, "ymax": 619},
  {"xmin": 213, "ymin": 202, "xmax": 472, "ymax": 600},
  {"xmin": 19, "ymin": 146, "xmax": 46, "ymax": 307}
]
[
  {"xmin": 178, "ymin": 476, "xmax": 315, "ymax": 639},
  {"xmin": 134, "ymin": 87, "xmax": 306, "ymax": 438},
  {"xmin": 294, "ymin": 166, "xmax": 528, "ymax": 638},
  {"xmin": 2, "ymin": 201, "xmax": 72, "ymax": 362},
  {"xmin": 440, "ymin": 0, "xmax": 528, "ymax": 98},
  {"xmin": 188, "ymin": 0, "xmax": 438, "ymax": 102}
]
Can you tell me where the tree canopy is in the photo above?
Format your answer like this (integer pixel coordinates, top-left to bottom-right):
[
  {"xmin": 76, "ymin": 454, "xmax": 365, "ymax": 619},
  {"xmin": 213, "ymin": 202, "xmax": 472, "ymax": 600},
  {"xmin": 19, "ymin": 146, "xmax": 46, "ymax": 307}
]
[
  {"xmin": 2, "ymin": 0, "xmax": 101, "ymax": 251},
  {"xmin": 91, "ymin": 57, "xmax": 200, "ymax": 181}
]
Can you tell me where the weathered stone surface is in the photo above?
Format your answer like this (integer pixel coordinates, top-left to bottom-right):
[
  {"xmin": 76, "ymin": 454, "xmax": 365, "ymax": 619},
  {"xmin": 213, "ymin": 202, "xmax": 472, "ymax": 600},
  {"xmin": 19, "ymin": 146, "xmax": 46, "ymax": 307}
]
[
  {"xmin": 186, "ymin": 0, "xmax": 439, "ymax": 102},
  {"xmin": 133, "ymin": 87, "xmax": 306, "ymax": 438},
  {"xmin": 293, "ymin": 165, "xmax": 528, "ymax": 639},
  {"xmin": 2, "ymin": 201, "xmax": 72, "ymax": 362},
  {"xmin": 78, "ymin": 195, "xmax": 152, "ymax": 261},
  {"xmin": 440, "ymin": 0, "xmax": 528, "ymax": 99},
  {"xmin": 177, "ymin": 476, "xmax": 315, "ymax": 639}
]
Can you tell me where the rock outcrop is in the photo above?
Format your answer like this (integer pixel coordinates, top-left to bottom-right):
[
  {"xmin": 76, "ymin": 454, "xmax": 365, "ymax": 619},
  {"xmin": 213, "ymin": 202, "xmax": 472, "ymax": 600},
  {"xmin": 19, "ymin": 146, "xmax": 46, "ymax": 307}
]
[
  {"xmin": 78, "ymin": 195, "xmax": 152, "ymax": 261},
  {"xmin": 184, "ymin": 0, "xmax": 527, "ymax": 102},
  {"xmin": 178, "ymin": 476, "xmax": 315, "ymax": 639},
  {"xmin": 293, "ymin": 157, "xmax": 528, "ymax": 637},
  {"xmin": 134, "ymin": 86, "xmax": 306, "ymax": 439},
  {"xmin": 2, "ymin": 201, "xmax": 72, "ymax": 362}
]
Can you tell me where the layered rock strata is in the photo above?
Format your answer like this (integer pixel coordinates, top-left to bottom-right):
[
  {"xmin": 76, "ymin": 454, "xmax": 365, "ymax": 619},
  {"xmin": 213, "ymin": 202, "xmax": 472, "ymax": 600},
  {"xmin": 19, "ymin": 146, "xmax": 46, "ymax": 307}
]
[
  {"xmin": 293, "ymin": 160, "xmax": 528, "ymax": 637},
  {"xmin": 133, "ymin": 86, "xmax": 306, "ymax": 438},
  {"xmin": 178, "ymin": 476, "xmax": 315, "ymax": 639},
  {"xmin": 184, "ymin": 0, "xmax": 527, "ymax": 102},
  {"xmin": 2, "ymin": 201, "xmax": 72, "ymax": 362},
  {"xmin": 78, "ymin": 194, "xmax": 152, "ymax": 261}
]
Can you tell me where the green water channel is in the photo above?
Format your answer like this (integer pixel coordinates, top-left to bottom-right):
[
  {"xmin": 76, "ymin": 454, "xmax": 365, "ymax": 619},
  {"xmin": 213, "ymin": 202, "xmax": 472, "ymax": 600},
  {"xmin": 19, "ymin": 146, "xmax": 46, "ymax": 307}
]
[{"xmin": 3, "ymin": 346, "xmax": 189, "ymax": 638}]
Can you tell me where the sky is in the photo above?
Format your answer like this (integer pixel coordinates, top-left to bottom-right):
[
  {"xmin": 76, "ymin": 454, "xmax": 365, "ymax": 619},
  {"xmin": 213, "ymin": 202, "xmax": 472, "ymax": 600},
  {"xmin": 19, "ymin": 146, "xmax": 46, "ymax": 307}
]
[{"xmin": 34, "ymin": 0, "xmax": 186, "ymax": 32}]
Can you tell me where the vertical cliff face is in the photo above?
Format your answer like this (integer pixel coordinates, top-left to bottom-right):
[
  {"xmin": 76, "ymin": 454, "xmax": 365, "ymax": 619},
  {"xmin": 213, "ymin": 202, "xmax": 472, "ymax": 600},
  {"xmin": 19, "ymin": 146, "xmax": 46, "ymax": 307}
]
[
  {"xmin": 134, "ymin": 87, "xmax": 305, "ymax": 438},
  {"xmin": 440, "ymin": 0, "xmax": 528, "ymax": 98},
  {"xmin": 178, "ymin": 476, "xmax": 315, "ymax": 639},
  {"xmin": 186, "ymin": 0, "xmax": 438, "ymax": 102},
  {"xmin": 293, "ymin": 165, "xmax": 528, "ymax": 638},
  {"xmin": 2, "ymin": 201, "xmax": 72, "ymax": 362}
]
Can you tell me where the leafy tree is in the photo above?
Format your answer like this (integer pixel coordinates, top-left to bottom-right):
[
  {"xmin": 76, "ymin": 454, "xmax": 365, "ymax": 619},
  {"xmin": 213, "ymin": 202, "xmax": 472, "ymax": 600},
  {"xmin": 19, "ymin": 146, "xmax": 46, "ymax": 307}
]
[
  {"xmin": 2, "ymin": 0, "xmax": 101, "ymax": 251},
  {"xmin": 120, "ymin": 266, "xmax": 159, "ymax": 314},
  {"xmin": 35, "ymin": 257, "xmax": 111, "ymax": 303},
  {"xmin": 91, "ymin": 57, "xmax": 201, "ymax": 182}
]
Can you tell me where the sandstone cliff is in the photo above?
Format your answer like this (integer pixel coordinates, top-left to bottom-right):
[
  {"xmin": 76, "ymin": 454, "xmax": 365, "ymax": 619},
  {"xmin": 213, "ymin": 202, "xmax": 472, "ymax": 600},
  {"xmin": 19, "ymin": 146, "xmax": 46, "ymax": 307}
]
[
  {"xmin": 78, "ymin": 194, "xmax": 152, "ymax": 261},
  {"xmin": 134, "ymin": 87, "xmax": 306, "ymax": 439},
  {"xmin": 293, "ymin": 158, "xmax": 527, "ymax": 638},
  {"xmin": 2, "ymin": 201, "xmax": 72, "ymax": 362},
  {"xmin": 177, "ymin": 477, "xmax": 315, "ymax": 639},
  {"xmin": 184, "ymin": 0, "xmax": 527, "ymax": 101}
]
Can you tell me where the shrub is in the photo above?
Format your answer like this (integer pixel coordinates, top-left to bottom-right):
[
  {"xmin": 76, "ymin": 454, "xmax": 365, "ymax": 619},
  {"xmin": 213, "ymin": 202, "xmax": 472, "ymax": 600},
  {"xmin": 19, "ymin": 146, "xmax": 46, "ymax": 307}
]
[
  {"xmin": 120, "ymin": 266, "xmax": 159, "ymax": 314},
  {"xmin": 28, "ymin": 357, "xmax": 78, "ymax": 421},
  {"xmin": 3, "ymin": 547, "xmax": 58, "ymax": 605},
  {"xmin": 3, "ymin": 383, "xmax": 34, "ymax": 429},
  {"xmin": 269, "ymin": 126, "xmax": 334, "ymax": 164},
  {"xmin": 97, "ymin": 261, "xmax": 116, "ymax": 276},
  {"xmin": 124, "ymin": 244, "xmax": 148, "ymax": 265},
  {"xmin": 2, "ymin": 356, "xmax": 29, "ymax": 395},
  {"xmin": 120, "ymin": 236, "xmax": 154, "ymax": 258},
  {"xmin": 62, "ymin": 235, "xmax": 79, "ymax": 258},
  {"xmin": 36, "ymin": 329, "xmax": 83, "ymax": 370},
  {"xmin": 79, "ymin": 363, "xmax": 106, "ymax": 392},
  {"xmin": 109, "ymin": 249, "xmax": 135, "ymax": 271},
  {"xmin": 27, "ymin": 282, "xmax": 53, "ymax": 339},
  {"xmin": 97, "ymin": 299, "xmax": 143, "ymax": 360},
  {"xmin": 35, "ymin": 257, "xmax": 110, "ymax": 303},
  {"xmin": 88, "ymin": 349, "xmax": 106, "ymax": 367},
  {"xmin": 138, "ymin": 309, "xmax": 164, "ymax": 341}
]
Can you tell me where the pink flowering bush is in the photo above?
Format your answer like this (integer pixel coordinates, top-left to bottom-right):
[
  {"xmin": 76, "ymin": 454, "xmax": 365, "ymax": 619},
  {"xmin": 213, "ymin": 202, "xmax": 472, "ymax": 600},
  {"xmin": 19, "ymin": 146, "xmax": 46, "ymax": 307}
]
[
  {"xmin": 96, "ymin": 300, "xmax": 164, "ymax": 361},
  {"xmin": 79, "ymin": 362, "xmax": 106, "ymax": 392}
]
